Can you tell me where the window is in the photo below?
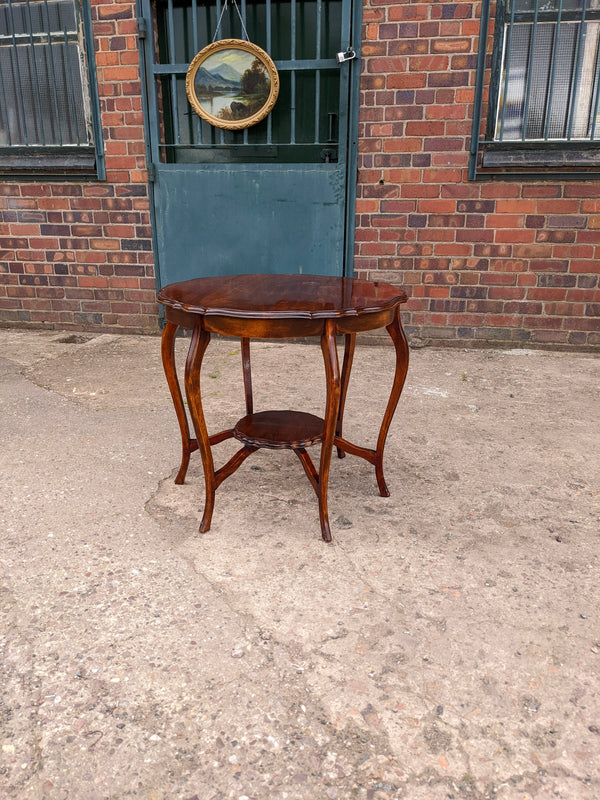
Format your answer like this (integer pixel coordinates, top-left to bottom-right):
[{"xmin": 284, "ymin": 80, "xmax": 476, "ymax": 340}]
[
  {"xmin": 470, "ymin": 0, "xmax": 600, "ymax": 179},
  {"xmin": 0, "ymin": 0, "xmax": 104, "ymax": 179}
]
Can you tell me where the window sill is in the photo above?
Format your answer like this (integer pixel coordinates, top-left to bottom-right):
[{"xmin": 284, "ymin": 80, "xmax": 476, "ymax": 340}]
[
  {"xmin": 0, "ymin": 147, "xmax": 101, "ymax": 181},
  {"xmin": 474, "ymin": 144, "xmax": 600, "ymax": 180}
]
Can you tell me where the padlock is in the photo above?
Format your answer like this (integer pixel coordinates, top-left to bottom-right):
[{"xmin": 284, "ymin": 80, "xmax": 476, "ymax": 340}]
[{"xmin": 336, "ymin": 47, "xmax": 356, "ymax": 64}]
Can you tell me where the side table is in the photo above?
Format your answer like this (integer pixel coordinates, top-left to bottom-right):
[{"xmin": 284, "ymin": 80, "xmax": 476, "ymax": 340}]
[{"xmin": 158, "ymin": 274, "xmax": 409, "ymax": 541}]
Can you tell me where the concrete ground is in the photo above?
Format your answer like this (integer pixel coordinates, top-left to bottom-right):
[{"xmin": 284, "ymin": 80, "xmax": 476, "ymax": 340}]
[{"xmin": 0, "ymin": 327, "xmax": 598, "ymax": 800}]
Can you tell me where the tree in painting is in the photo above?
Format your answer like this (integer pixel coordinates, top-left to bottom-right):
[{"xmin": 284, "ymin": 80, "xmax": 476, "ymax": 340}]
[
  {"xmin": 240, "ymin": 59, "xmax": 269, "ymax": 98},
  {"xmin": 219, "ymin": 58, "xmax": 270, "ymax": 122}
]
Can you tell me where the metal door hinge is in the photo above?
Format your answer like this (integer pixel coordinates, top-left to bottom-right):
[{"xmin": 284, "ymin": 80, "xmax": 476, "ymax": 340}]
[
  {"xmin": 137, "ymin": 17, "xmax": 148, "ymax": 39},
  {"xmin": 147, "ymin": 162, "xmax": 156, "ymax": 182},
  {"xmin": 336, "ymin": 47, "xmax": 356, "ymax": 64}
]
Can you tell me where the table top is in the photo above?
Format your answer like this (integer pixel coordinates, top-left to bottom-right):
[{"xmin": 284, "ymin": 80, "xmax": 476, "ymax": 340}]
[{"xmin": 157, "ymin": 274, "xmax": 407, "ymax": 320}]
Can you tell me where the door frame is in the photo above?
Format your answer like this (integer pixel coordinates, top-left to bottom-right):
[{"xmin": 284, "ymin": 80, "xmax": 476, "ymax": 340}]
[{"xmin": 136, "ymin": 0, "xmax": 363, "ymax": 291}]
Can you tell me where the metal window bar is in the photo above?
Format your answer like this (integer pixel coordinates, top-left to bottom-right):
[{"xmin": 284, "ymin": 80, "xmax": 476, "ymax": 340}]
[
  {"xmin": 0, "ymin": 0, "xmax": 91, "ymax": 148},
  {"xmin": 5, "ymin": 0, "xmax": 30, "ymax": 143},
  {"xmin": 566, "ymin": 0, "xmax": 588, "ymax": 138},
  {"xmin": 167, "ymin": 0, "xmax": 180, "ymax": 145},
  {"xmin": 290, "ymin": 0, "xmax": 296, "ymax": 144},
  {"xmin": 498, "ymin": 0, "xmax": 517, "ymax": 140},
  {"xmin": 42, "ymin": 0, "xmax": 63, "ymax": 145},
  {"xmin": 0, "ymin": 57, "xmax": 12, "ymax": 145},
  {"xmin": 543, "ymin": 0, "xmax": 564, "ymax": 140},
  {"xmin": 590, "ymin": 33, "xmax": 600, "ymax": 136},
  {"xmin": 24, "ymin": 0, "xmax": 45, "ymax": 143},
  {"xmin": 314, "ymin": 0, "xmax": 321, "ymax": 143},
  {"xmin": 520, "ymin": 0, "xmax": 539, "ymax": 139},
  {"xmin": 61, "ymin": 26, "xmax": 80, "ymax": 143},
  {"xmin": 469, "ymin": 0, "xmax": 492, "ymax": 180},
  {"xmin": 241, "ymin": 0, "xmax": 248, "ymax": 145},
  {"xmin": 216, "ymin": 0, "xmax": 224, "ymax": 145},
  {"xmin": 203, "ymin": 0, "xmax": 212, "ymax": 143},
  {"xmin": 190, "ymin": 0, "xmax": 202, "ymax": 143},
  {"xmin": 266, "ymin": 0, "xmax": 271, "ymax": 142}
]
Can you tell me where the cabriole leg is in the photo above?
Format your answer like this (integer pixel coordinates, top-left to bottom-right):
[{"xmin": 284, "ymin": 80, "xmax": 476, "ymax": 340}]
[
  {"xmin": 374, "ymin": 308, "xmax": 409, "ymax": 497},
  {"xmin": 319, "ymin": 320, "xmax": 341, "ymax": 542},
  {"xmin": 183, "ymin": 322, "xmax": 216, "ymax": 532},
  {"xmin": 161, "ymin": 320, "xmax": 194, "ymax": 484},
  {"xmin": 241, "ymin": 337, "xmax": 253, "ymax": 414},
  {"xmin": 336, "ymin": 333, "xmax": 355, "ymax": 459}
]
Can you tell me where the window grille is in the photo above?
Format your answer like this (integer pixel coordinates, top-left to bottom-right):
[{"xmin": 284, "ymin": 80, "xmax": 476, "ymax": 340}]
[
  {"xmin": 152, "ymin": 0, "xmax": 344, "ymax": 164},
  {"xmin": 0, "ymin": 0, "xmax": 104, "ymax": 178},
  {"xmin": 470, "ymin": 0, "xmax": 600, "ymax": 179}
]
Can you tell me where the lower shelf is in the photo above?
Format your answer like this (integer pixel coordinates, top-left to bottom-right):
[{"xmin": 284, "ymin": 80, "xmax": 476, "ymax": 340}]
[{"xmin": 233, "ymin": 410, "xmax": 324, "ymax": 449}]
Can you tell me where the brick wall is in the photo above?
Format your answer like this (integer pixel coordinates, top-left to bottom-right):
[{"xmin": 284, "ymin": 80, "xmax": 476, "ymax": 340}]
[
  {"xmin": 355, "ymin": 0, "xmax": 600, "ymax": 350},
  {"xmin": 0, "ymin": 0, "xmax": 158, "ymax": 335},
  {"xmin": 1, "ymin": 0, "xmax": 599, "ymax": 349}
]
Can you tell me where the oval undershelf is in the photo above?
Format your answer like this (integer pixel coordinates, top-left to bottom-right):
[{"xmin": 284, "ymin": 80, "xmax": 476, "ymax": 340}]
[{"xmin": 233, "ymin": 410, "xmax": 324, "ymax": 449}]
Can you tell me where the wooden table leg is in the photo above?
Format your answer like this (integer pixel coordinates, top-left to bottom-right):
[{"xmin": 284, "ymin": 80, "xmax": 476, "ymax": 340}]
[
  {"xmin": 241, "ymin": 337, "xmax": 253, "ymax": 414},
  {"xmin": 318, "ymin": 319, "xmax": 341, "ymax": 542},
  {"xmin": 161, "ymin": 321, "xmax": 197, "ymax": 484},
  {"xmin": 374, "ymin": 307, "xmax": 410, "ymax": 497},
  {"xmin": 336, "ymin": 333, "xmax": 355, "ymax": 459},
  {"xmin": 183, "ymin": 321, "xmax": 216, "ymax": 533}
]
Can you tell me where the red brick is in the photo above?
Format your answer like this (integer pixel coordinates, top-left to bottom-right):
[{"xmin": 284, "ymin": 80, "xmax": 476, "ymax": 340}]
[
  {"xmin": 494, "ymin": 230, "xmax": 535, "ymax": 244},
  {"xmin": 417, "ymin": 228, "xmax": 456, "ymax": 242},
  {"xmin": 564, "ymin": 184, "xmax": 600, "ymax": 198},
  {"xmin": 359, "ymin": 243, "xmax": 397, "ymax": 255},
  {"xmin": 536, "ymin": 230, "xmax": 577, "ymax": 244},
  {"xmin": 569, "ymin": 260, "xmax": 600, "ymax": 274},
  {"xmin": 386, "ymin": 73, "xmax": 427, "ymax": 90},
  {"xmin": 544, "ymin": 302, "xmax": 586, "ymax": 317},
  {"xmin": 495, "ymin": 200, "xmax": 537, "ymax": 214},
  {"xmin": 89, "ymin": 239, "xmax": 120, "ymax": 251},
  {"xmin": 488, "ymin": 287, "xmax": 525, "ymax": 300},
  {"xmin": 425, "ymin": 104, "xmax": 467, "ymax": 120},
  {"xmin": 486, "ymin": 314, "xmax": 522, "ymax": 328},
  {"xmin": 524, "ymin": 316, "xmax": 563, "ymax": 329},
  {"xmin": 431, "ymin": 38, "xmax": 471, "ymax": 53},
  {"xmin": 447, "ymin": 313, "xmax": 485, "ymax": 327},
  {"xmin": 522, "ymin": 185, "xmax": 562, "ymax": 198},
  {"xmin": 517, "ymin": 274, "xmax": 537, "ymax": 287},
  {"xmin": 567, "ymin": 289, "xmax": 600, "ymax": 303},
  {"xmin": 481, "ymin": 273, "xmax": 517, "ymax": 286},
  {"xmin": 78, "ymin": 277, "xmax": 109, "ymax": 289},
  {"xmin": 530, "ymin": 329, "xmax": 569, "ymax": 343},
  {"xmin": 486, "ymin": 215, "xmax": 524, "ymax": 229},
  {"xmin": 479, "ymin": 184, "xmax": 521, "ymax": 199},
  {"xmin": 560, "ymin": 317, "xmax": 598, "ymax": 331},
  {"xmin": 456, "ymin": 229, "xmax": 494, "ymax": 243}
]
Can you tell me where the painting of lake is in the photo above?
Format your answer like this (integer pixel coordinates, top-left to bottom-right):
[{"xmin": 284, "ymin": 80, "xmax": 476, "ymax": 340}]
[{"xmin": 193, "ymin": 47, "xmax": 271, "ymax": 123}]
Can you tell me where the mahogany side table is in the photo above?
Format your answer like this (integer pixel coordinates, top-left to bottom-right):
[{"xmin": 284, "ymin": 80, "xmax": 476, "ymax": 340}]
[{"xmin": 157, "ymin": 274, "xmax": 409, "ymax": 542}]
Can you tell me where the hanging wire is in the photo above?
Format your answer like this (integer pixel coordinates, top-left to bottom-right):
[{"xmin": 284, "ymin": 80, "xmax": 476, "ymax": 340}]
[{"xmin": 212, "ymin": 0, "xmax": 249, "ymax": 42}]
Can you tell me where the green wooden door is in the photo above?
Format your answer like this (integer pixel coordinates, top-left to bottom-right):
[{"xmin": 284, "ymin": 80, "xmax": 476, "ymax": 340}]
[{"xmin": 139, "ymin": 0, "xmax": 361, "ymax": 287}]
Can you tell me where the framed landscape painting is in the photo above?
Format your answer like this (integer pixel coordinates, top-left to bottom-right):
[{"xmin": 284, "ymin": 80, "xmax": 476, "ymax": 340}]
[{"xmin": 186, "ymin": 39, "xmax": 280, "ymax": 130}]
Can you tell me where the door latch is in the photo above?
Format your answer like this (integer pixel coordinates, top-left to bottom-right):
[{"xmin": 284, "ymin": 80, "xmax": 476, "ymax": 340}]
[{"xmin": 336, "ymin": 47, "xmax": 356, "ymax": 64}]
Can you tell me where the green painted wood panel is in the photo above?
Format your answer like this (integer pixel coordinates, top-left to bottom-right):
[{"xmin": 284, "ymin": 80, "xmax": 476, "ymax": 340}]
[
  {"xmin": 140, "ymin": 0, "xmax": 360, "ymax": 287},
  {"xmin": 153, "ymin": 163, "xmax": 345, "ymax": 281}
]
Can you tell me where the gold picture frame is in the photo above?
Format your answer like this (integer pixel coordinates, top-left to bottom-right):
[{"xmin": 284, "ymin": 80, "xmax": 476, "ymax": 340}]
[{"xmin": 185, "ymin": 39, "xmax": 280, "ymax": 131}]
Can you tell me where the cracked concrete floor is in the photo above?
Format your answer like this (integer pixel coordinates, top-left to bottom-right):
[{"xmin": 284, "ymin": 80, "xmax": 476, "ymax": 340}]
[{"xmin": 0, "ymin": 328, "xmax": 598, "ymax": 800}]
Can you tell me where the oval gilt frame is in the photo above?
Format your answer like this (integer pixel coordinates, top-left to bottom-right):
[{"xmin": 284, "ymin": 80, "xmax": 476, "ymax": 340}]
[{"xmin": 185, "ymin": 39, "xmax": 280, "ymax": 131}]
